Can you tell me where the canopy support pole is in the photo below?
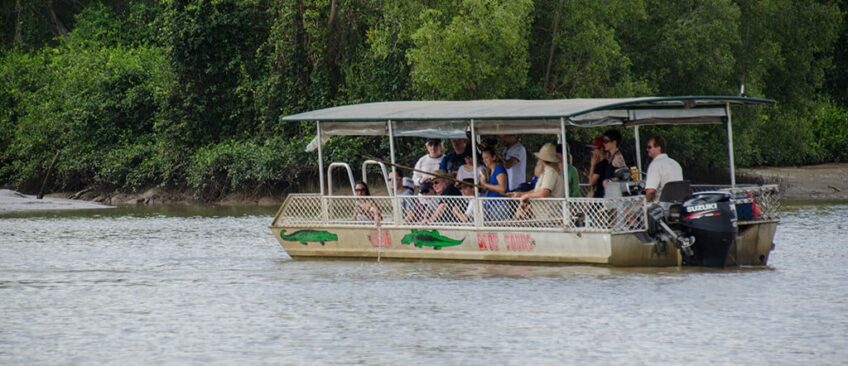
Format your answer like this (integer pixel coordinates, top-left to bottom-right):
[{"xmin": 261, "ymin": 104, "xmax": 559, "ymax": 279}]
[
  {"xmin": 317, "ymin": 121, "xmax": 325, "ymax": 196},
  {"xmin": 560, "ymin": 117, "xmax": 571, "ymax": 228},
  {"xmin": 471, "ymin": 119, "xmax": 483, "ymax": 228},
  {"xmin": 634, "ymin": 125, "xmax": 642, "ymax": 173},
  {"xmin": 387, "ymin": 120, "xmax": 401, "ymax": 224},
  {"xmin": 316, "ymin": 121, "xmax": 328, "ymax": 222},
  {"xmin": 560, "ymin": 118, "xmax": 570, "ymax": 199},
  {"xmin": 725, "ymin": 103, "xmax": 736, "ymax": 187}
]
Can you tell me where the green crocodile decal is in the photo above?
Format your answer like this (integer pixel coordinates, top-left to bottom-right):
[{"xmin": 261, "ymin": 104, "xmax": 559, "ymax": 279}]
[
  {"xmin": 280, "ymin": 230, "xmax": 338, "ymax": 245},
  {"xmin": 400, "ymin": 229, "xmax": 464, "ymax": 250}
]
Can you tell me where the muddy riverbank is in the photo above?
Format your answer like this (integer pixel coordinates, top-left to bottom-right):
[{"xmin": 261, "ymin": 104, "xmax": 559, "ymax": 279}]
[{"xmin": 738, "ymin": 163, "xmax": 848, "ymax": 200}]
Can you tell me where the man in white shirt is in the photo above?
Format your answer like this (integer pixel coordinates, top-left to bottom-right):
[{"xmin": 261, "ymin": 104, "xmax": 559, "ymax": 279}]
[
  {"xmin": 500, "ymin": 135, "xmax": 526, "ymax": 191},
  {"xmin": 412, "ymin": 139, "xmax": 444, "ymax": 187},
  {"xmin": 644, "ymin": 135, "xmax": 683, "ymax": 202}
]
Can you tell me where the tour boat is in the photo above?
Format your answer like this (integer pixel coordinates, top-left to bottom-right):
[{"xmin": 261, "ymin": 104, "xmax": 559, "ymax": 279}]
[{"xmin": 270, "ymin": 97, "xmax": 779, "ymax": 267}]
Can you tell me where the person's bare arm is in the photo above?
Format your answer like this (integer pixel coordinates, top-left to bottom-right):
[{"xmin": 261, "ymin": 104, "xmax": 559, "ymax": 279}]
[
  {"xmin": 518, "ymin": 188, "xmax": 551, "ymax": 201},
  {"xmin": 503, "ymin": 157, "xmax": 519, "ymax": 169},
  {"xmin": 451, "ymin": 205, "xmax": 471, "ymax": 222},
  {"xmin": 371, "ymin": 205, "xmax": 382, "ymax": 225},
  {"xmin": 645, "ymin": 188, "xmax": 657, "ymax": 202},
  {"xmin": 486, "ymin": 172, "xmax": 508, "ymax": 195},
  {"xmin": 423, "ymin": 203, "xmax": 447, "ymax": 224}
]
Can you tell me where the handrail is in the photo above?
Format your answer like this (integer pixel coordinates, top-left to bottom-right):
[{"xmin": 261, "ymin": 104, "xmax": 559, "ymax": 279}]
[
  {"xmin": 327, "ymin": 162, "xmax": 356, "ymax": 195},
  {"xmin": 361, "ymin": 160, "xmax": 391, "ymax": 195}
]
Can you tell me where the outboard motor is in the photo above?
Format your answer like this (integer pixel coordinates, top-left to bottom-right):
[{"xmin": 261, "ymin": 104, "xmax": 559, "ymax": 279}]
[
  {"xmin": 678, "ymin": 191, "xmax": 738, "ymax": 267},
  {"xmin": 646, "ymin": 182, "xmax": 738, "ymax": 268}
]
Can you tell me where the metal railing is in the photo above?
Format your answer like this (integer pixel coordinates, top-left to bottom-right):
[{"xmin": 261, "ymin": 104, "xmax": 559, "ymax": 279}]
[
  {"xmin": 275, "ymin": 194, "xmax": 648, "ymax": 233},
  {"xmin": 274, "ymin": 185, "xmax": 780, "ymax": 230},
  {"xmin": 693, "ymin": 184, "xmax": 781, "ymax": 220}
]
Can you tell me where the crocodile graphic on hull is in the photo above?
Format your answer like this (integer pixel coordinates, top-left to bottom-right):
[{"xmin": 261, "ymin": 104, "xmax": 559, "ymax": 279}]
[
  {"xmin": 400, "ymin": 229, "xmax": 464, "ymax": 250},
  {"xmin": 280, "ymin": 230, "xmax": 338, "ymax": 245}
]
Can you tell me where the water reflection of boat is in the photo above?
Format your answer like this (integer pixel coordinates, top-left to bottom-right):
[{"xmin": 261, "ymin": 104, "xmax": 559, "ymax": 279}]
[{"xmin": 270, "ymin": 97, "xmax": 779, "ymax": 267}]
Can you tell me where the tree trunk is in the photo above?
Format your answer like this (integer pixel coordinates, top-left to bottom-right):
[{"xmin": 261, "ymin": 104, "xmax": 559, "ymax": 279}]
[
  {"xmin": 295, "ymin": 0, "xmax": 308, "ymax": 92},
  {"xmin": 543, "ymin": 0, "xmax": 566, "ymax": 93},
  {"xmin": 328, "ymin": 0, "xmax": 337, "ymax": 27},
  {"xmin": 14, "ymin": 0, "xmax": 23, "ymax": 47},
  {"xmin": 325, "ymin": 0, "xmax": 340, "ymax": 100},
  {"xmin": 47, "ymin": 0, "xmax": 69, "ymax": 36}
]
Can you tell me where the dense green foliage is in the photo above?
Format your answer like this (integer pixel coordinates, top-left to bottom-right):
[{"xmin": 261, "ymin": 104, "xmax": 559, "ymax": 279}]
[{"xmin": 1, "ymin": 0, "xmax": 846, "ymax": 198}]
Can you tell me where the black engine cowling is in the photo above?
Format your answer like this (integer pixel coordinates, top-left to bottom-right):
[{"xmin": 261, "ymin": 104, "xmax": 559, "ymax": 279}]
[{"xmin": 679, "ymin": 191, "xmax": 738, "ymax": 267}]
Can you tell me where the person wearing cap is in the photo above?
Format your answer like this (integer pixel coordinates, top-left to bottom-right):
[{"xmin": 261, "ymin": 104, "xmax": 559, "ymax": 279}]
[
  {"xmin": 439, "ymin": 138, "xmax": 470, "ymax": 175},
  {"xmin": 412, "ymin": 139, "xmax": 444, "ymax": 187},
  {"xmin": 390, "ymin": 171, "xmax": 415, "ymax": 218},
  {"xmin": 587, "ymin": 137, "xmax": 609, "ymax": 198},
  {"xmin": 644, "ymin": 135, "xmax": 683, "ymax": 202}
]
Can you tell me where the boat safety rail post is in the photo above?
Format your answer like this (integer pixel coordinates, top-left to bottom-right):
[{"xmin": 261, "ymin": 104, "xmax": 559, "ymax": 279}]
[
  {"xmin": 387, "ymin": 120, "xmax": 402, "ymax": 225},
  {"xmin": 471, "ymin": 119, "xmax": 484, "ymax": 228},
  {"xmin": 316, "ymin": 121, "xmax": 329, "ymax": 222},
  {"xmin": 726, "ymin": 102, "xmax": 736, "ymax": 187},
  {"xmin": 559, "ymin": 117, "xmax": 571, "ymax": 227},
  {"xmin": 634, "ymin": 125, "xmax": 642, "ymax": 173}
]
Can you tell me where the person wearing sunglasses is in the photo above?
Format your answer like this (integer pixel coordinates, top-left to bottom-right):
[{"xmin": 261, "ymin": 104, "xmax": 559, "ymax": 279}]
[
  {"xmin": 420, "ymin": 170, "xmax": 461, "ymax": 225},
  {"xmin": 644, "ymin": 135, "xmax": 683, "ymax": 202},
  {"xmin": 586, "ymin": 137, "xmax": 609, "ymax": 198},
  {"xmin": 600, "ymin": 129, "xmax": 628, "ymax": 191},
  {"xmin": 353, "ymin": 181, "xmax": 382, "ymax": 225}
]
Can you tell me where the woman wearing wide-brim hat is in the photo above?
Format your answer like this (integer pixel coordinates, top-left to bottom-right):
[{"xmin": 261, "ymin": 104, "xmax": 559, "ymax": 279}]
[{"xmin": 508, "ymin": 143, "xmax": 565, "ymax": 219}]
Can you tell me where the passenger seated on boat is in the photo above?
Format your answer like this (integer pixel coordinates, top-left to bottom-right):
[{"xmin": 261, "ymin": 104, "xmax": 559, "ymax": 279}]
[
  {"xmin": 412, "ymin": 139, "xmax": 444, "ymax": 188},
  {"xmin": 478, "ymin": 147, "xmax": 508, "ymax": 196},
  {"xmin": 353, "ymin": 181, "xmax": 381, "ymax": 225},
  {"xmin": 556, "ymin": 143, "xmax": 582, "ymax": 198},
  {"xmin": 644, "ymin": 135, "xmax": 683, "ymax": 202},
  {"xmin": 508, "ymin": 143, "xmax": 564, "ymax": 219},
  {"xmin": 404, "ymin": 181, "xmax": 436, "ymax": 223},
  {"xmin": 478, "ymin": 146, "xmax": 510, "ymax": 221},
  {"xmin": 389, "ymin": 171, "xmax": 415, "ymax": 196},
  {"xmin": 390, "ymin": 171, "xmax": 415, "ymax": 218},
  {"xmin": 452, "ymin": 178, "xmax": 477, "ymax": 222},
  {"xmin": 421, "ymin": 170, "xmax": 461, "ymax": 224},
  {"xmin": 511, "ymin": 160, "xmax": 542, "ymax": 193},
  {"xmin": 456, "ymin": 153, "xmax": 485, "ymax": 183}
]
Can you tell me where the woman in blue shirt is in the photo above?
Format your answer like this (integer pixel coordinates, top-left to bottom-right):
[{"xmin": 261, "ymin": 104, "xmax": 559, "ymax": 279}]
[{"xmin": 478, "ymin": 146, "xmax": 509, "ymax": 220}]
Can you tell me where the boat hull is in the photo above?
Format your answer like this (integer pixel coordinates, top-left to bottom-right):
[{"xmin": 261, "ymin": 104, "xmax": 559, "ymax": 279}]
[
  {"xmin": 271, "ymin": 226, "xmax": 680, "ymax": 266},
  {"xmin": 271, "ymin": 222, "xmax": 776, "ymax": 267}
]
